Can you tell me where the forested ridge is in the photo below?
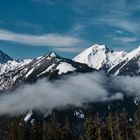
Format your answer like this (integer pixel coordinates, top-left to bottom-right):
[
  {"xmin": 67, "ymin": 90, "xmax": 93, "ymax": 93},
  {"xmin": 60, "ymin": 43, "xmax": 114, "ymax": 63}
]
[{"xmin": 3, "ymin": 106, "xmax": 140, "ymax": 140}]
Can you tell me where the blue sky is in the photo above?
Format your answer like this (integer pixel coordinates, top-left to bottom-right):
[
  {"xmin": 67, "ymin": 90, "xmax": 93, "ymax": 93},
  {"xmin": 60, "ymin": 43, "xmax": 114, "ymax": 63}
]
[{"xmin": 0, "ymin": 0, "xmax": 140, "ymax": 59}]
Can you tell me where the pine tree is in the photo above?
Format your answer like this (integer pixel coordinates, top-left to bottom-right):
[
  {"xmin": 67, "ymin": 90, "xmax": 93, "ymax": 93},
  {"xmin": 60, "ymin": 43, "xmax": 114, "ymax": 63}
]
[
  {"xmin": 85, "ymin": 115, "xmax": 95, "ymax": 140},
  {"xmin": 132, "ymin": 109, "xmax": 140, "ymax": 140},
  {"xmin": 4, "ymin": 121, "xmax": 14, "ymax": 140},
  {"xmin": 105, "ymin": 113, "xmax": 114, "ymax": 140},
  {"xmin": 42, "ymin": 112, "xmax": 62, "ymax": 140},
  {"xmin": 61, "ymin": 116, "xmax": 73, "ymax": 140},
  {"xmin": 42, "ymin": 121, "xmax": 48, "ymax": 140},
  {"xmin": 94, "ymin": 114, "xmax": 102, "ymax": 140},
  {"xmin": 119, "ymin": 109, "xmax": 129, "ymax": 140},
  {"xmin": 113, "ymin": 112, "xmax": 122, "ymax": 140},
  {"xmin": 5, "ymin": 118, "xmax": 21, "ymax": 140},
  {"xmin": 18, "ymin": 121, "xmax": 28, "ymax": 140},
  {"xmin": 29, "ymin": 122, "xmax": 42, "ymax": 140}
]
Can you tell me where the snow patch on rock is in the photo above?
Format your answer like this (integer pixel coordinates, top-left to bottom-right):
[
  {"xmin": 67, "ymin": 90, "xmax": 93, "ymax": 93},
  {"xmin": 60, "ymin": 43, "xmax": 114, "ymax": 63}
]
[
  {"xmin": 56, "ymin": 62, "xmax": 76, "ymax": 75},
  {"xmin": 24, "ymin": 110, "xmax": 33, "ymax": 122}
]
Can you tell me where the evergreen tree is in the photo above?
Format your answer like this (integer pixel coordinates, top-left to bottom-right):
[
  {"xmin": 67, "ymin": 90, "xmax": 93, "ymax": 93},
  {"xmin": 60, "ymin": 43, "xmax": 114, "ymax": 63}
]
[
  {"xmin": 5, "ymin": 118, "xmax": 21, "ymax": 140},
  {"xmin": 42, "ymin": 112, "xmax": 61, "ymax": 140},
  {"xmin": 17, "ymin": 121, "xmax": 29, "ymax": 140},
  {"xmin": 85, "ymin": 115, "xmax": 95, "ymax": 140},
  {"xmin": 42, "ymin": 121, "xmax": 48, "ymax": 140},
  {"xmin": 132, "ymin": 109, "xmax": 140, "ymax": 140},
  {"xmin": 61, "ymin": 116, "xmax": 73, "ymax": 140},
  {"xmin": 119, "ymin": 109, "xmax": 129, "ymax": 140},
  {"xmin": 105, "ymin": 113, "xmax": 114, "ymax": 140},
  {"xmin": 29, "ymin": 122, "xmax": 42, "ymax": 140},
  {"xmin": 113, "ymin": 112, "xmax": 122, "ymax": 140},
  {"xmin": 94, "ymin": 114, "xmax": 102, "ymax": 140}
]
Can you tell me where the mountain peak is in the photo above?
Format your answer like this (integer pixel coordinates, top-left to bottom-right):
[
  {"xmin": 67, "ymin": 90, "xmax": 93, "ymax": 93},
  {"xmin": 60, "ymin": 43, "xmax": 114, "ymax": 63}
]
[
  {"xmin": 0, "ymin": 50, "xmax": 13, "ymax": 64},
  {"xmin": 73, "ymin": 44, "xmax": 126, "ymax": 70},
  {"xmin": 46, "ymin": 52, "xmax": 62, "ymax": 60},
  {"xmin": 49, "ymin": 52, "xmax": 56, "ymax": 57},
  {"xmin": 91, "ymin": 44, "xmax": 106, "ymax": 49},
  {"xmin": 48, "ymin": 52, "xmax": 57, "ymax": 58},
  {"xmin": 90, "ymin": 44, "xmax": 113, "ymax": 54}
]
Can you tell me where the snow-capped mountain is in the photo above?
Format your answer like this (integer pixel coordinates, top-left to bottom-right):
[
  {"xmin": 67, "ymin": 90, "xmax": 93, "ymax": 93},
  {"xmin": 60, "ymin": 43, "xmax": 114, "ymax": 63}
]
[
  {"xmin": 0, "ymin": 52, "xmax": 93, "ymax": 91},
  {"xmin": 73, "ymin": 44, "xmax": 127, "ymax": 71},
  {"xmin": 0, "ymin": 50, "xmax": 13, "ymax": 64},
  {"xmin": 108, "ymin": 46, "xmax": 140, "ymax": 75}
]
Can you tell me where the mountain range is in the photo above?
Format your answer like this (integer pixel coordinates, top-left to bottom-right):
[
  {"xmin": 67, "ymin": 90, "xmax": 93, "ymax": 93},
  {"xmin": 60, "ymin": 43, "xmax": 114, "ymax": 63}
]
[
  {"xmin": 0, "ymin": 44, "xmax": 140, "ymax": 92},
  {"xmin": 0, "ymin": 44, "xmax": 140, "ymax": 125},
  {"xmin": 74, "ymin": 44, "xmax": 140, "ymax": 75}
]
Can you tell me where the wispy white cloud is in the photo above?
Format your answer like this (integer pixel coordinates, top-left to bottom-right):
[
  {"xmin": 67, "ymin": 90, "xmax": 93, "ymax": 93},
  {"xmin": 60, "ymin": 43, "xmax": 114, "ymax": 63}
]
[
  {"xmin": 113, "ymin": 36, "xmax": 138, "ymax": 43},
  {"xmin": 70, "ymin": 23, "xmax": 85, "ymax": 35},
  {"xmin": 113, "ymin": 37, "xmax": 138, "ymax": 43},
  {"xmin": 115, "ymin": 30, "xmax": 124, "ymax": 34},
  {"xmin": 71, "ymin": 0, "xmax": 140, "ymax": 36},
  {"xmin": 0, "ymin": 29, "xmax": 84, "ymax": 47},
  {"xmin": 31, "ymin": 0, "xmax": 140, "ymax": 45},
  {"xmin": 94, "ymin": 18, "xmax": 140, "ymax": 34}
]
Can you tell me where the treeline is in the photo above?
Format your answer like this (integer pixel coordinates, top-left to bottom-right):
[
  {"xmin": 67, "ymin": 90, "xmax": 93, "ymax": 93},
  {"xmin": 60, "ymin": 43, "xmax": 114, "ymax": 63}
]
[{"xmin": 3, "ymin": 107, "xmax": 140, "ymax": 140}]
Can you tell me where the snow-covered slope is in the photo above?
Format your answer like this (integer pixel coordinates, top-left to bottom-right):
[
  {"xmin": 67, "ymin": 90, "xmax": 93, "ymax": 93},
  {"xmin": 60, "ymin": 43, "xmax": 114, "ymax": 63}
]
[
  {"xmin": 0, "ymin": 59, "xmax": 32, "ymax": 75},
  {"xmin": 108, "ymin": 46, "xmax": 140, "ymax": 75},
  {"xmin": 73, "ymin": 44, "xmax": 127, "ymax": 71},
  {"xmin": 0, "ymin": 50, "xmax": 32, "ymax": 76},
  {"xmin": 0, "ymin": 52, "xmax": 93, "ymax": 91},
  {"xmin": 0, "ymin": 50, "xmax": 12, "ymax": 64}
]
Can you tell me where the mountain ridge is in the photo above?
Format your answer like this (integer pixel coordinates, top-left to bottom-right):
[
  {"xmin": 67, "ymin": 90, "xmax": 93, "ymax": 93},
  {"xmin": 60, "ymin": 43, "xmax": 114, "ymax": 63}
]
[
  {"xmin": 1, "ymin": 44, "xmax": 140, "ymax": 91},
  {"xmin": 0, "ymin": 52, "xmax": 94, "ymax": 92},
  {"xmin": 74, "ymin": 44, "xmax": 140, "ymax": 75},
  {"xmin": 108, "ymin": 46, "xmax": 140, "ymax": 75}
]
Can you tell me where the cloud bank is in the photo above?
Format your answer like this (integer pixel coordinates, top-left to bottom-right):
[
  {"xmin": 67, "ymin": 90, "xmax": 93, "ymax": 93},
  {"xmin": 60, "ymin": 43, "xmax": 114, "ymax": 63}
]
[
  {"xmin": 111, "ymin": 76, "xmax": 140, "ymax": 96},
  {"xmin": 0, "ymin": 72, "xmax": 140, "ymax": 115}
]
